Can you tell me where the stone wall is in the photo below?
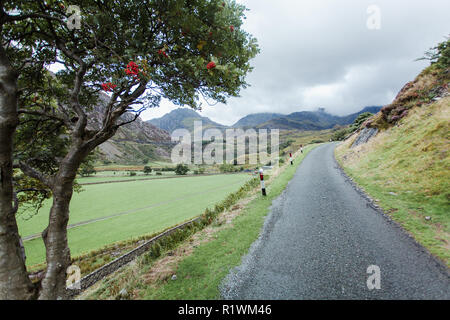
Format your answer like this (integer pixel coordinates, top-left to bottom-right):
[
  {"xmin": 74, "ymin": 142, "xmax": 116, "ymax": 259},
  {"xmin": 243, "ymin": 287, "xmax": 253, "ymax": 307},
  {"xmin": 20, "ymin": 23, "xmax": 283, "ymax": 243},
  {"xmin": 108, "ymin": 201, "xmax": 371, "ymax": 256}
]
[{"xmin": 66, "ymin": 217, "xmax": 202, "ymax": 298}]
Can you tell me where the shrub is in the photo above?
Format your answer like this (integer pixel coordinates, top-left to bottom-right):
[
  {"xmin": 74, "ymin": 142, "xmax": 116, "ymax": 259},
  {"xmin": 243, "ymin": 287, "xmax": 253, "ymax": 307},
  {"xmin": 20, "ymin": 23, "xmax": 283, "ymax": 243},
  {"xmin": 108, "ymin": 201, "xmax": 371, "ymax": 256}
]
[
  {"xmin": 417, "ymin": 37, "xmax": 450, "ymax": 69},
  {"xmin": 331, "ymin": 128, "xmax": 350, "ymax": 141},
  {"xmin": 143, "ymin": 166, "xmax": 152, "ymax": 175},
  {"xmin": 400, "ymin": 110, "xmax": 409, "ymax": 118},
  {"xmin": 80, "ymin": 164, "xmax": 96, "ymax": 177},
  {"xmin": 381, "ymin": 105, "xmax": 395, "ymax": 117},
  {"xmin": 390, "ymin": 115, "xmax": 401, "ymax": 123},
  {"xmin": 219, "ymin": 163, "xmax": 235, "ymax": 173},
  {"xmin": 349, "ymin": 112, "xmax": 373, "ymax": 132},
  {"xmin": 149, "ymin": 243, "xmax": 161, "ymax": 258},
  {"xmin": 175, "ymin": 164, "xmax": 189, "ymax": 175}
]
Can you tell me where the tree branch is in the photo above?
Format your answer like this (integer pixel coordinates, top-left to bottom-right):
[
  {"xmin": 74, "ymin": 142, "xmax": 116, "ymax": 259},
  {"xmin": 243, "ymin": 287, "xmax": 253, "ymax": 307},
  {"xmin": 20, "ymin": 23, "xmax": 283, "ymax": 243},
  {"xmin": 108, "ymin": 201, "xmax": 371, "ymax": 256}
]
[
  {"xmin": 4, "ymin": 13, "xmax": 65, "ymax": 24},
  {"xmin": 16, "ymin": 162, "xmax": 53, "ymax": 188},
  {"xmin": 17, "ymin": 109, "xmax": 67, "ymax": 124},
  {"xmin": 115, "ymin": 107, "xmax": 145, "ymax": 128}
]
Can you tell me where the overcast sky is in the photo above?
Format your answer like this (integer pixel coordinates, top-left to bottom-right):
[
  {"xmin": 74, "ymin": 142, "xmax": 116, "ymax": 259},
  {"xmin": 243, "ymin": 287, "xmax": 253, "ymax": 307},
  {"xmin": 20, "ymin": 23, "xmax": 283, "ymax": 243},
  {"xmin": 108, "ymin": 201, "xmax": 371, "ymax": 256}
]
[{"xmin": 141, "ymin": 0, "xmax": 450, "ymax": 126}]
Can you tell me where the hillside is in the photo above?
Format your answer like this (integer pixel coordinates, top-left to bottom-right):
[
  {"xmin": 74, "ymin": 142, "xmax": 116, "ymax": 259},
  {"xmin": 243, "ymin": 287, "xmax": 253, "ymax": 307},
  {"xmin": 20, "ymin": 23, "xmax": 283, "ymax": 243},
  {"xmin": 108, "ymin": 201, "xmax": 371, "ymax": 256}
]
[
  {"xmin": 92, "ymin": 93, "xmax": 173, "ymax": 164},
  {"xmin": 232, "ymin": 113, "xmax": 284, "ymax": 128},
  {"xmin": 336, "ymin": 59, "xmax": 450, "ymax": 266},
  {"xmin": 337, "ymin": 106, "xmax": 383, "ymax": 125},
  {"xmin": 255, "ymin": 107, "xmax": 382, "ymax": 130},
  {"xmin": 147, "ymin": 108, "xmax": 227, "ymax": 133}
]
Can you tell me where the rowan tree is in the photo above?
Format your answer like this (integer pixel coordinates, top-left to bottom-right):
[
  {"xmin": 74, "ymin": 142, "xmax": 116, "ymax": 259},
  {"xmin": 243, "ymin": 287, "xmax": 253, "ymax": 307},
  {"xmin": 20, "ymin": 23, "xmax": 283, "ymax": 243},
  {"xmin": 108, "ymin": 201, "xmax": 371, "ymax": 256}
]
[{"xmin": 0, "ymin": 0, "xmax": 258, "ymax": 299}]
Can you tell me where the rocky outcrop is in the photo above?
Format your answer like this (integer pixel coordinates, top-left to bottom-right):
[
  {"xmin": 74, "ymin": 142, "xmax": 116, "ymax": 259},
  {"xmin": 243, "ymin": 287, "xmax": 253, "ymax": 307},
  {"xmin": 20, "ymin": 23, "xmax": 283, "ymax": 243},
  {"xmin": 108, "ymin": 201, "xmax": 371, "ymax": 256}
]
[{"xmin": 351, "ymin": 127, "xmax": 379, "ymax": 148}]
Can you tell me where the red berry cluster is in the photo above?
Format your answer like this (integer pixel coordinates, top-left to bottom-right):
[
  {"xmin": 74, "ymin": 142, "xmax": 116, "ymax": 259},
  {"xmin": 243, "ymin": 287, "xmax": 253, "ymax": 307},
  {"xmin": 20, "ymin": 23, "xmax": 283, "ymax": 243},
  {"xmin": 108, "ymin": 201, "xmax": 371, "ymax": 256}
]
[
  {"xmin": 207, "ymin": 61, "xmax": 216, "ymax": 70},
  {"xmin": 124, "ymin": 61, "xmax": 142, "ymax": 81},
  {"xmin": 158, "ymin": 49, "xmax": 169, "ymax": 58},
  {"xmin": 101, "ymin": 82, "xmax": 117, "ymax": 92},
  {"xmin": 125, "ymin": 61, "xmax": 140, "ymax": 77}
]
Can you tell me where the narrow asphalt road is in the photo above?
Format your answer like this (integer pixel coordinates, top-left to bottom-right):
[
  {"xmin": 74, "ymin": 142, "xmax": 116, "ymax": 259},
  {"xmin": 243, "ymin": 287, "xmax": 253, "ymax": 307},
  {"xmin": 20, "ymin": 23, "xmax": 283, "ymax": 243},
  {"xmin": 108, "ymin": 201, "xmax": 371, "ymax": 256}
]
[{"xmin": 221, "ymin": 143, "xmax": 450, "ymax": 300}]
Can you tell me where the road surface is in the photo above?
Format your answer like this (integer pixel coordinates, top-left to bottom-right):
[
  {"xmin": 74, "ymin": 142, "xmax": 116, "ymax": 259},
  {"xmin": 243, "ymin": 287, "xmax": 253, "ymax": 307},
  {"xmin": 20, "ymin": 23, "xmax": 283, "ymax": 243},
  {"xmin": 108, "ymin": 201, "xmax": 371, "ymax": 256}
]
[{"xmin": 221, "ymin": 143, "xmax": 449, "ymax": 300}]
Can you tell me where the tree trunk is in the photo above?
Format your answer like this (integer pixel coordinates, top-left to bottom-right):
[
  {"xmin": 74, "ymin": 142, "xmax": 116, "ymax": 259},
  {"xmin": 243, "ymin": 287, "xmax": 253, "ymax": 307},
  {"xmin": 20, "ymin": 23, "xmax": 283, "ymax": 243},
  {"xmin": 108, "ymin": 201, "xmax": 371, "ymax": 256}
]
[
  {"xmin": 36, "ymin": 102, "xmax": 118, "ymax": 299},
  {"xmin": 38, "ymin": 162, "xmax": 78, "ymax": 300},
  {"xmin": 0, "ymin": 46, "xmax": 34, "ymax": 299}
]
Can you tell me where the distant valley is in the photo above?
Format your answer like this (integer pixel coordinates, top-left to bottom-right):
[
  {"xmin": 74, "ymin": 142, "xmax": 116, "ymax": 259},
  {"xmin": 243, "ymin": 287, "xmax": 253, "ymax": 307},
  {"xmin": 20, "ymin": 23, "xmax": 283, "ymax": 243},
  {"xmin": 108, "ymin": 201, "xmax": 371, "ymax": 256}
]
[{"xmin": 95, "ymin": 102, "xmax": 381, "ymax": 164}]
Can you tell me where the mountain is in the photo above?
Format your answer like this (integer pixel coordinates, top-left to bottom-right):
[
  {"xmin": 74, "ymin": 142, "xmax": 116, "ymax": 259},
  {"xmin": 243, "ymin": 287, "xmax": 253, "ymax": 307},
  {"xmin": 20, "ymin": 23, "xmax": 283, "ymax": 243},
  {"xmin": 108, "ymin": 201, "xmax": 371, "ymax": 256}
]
[
  {"xmin": 92, "ymin": 93, "xmax": 173, "ymax": 164},
  {"xmin": 232, "ymin": 113, "xmax": 284, "ymax": 128},
  {"xmin": 147, "ymin": 106, "xmax": 383, "ymax": 134},
  {"xmin": 238, "ymin": 107, "xmax": 382, "ymax": 131},
  {"xmin": 147, "ymin": 108, "xmax": 227, "ymax": 133},
  {"xmin": 337, "ymin": 106, "xmax": 383, "ymax": 125}
]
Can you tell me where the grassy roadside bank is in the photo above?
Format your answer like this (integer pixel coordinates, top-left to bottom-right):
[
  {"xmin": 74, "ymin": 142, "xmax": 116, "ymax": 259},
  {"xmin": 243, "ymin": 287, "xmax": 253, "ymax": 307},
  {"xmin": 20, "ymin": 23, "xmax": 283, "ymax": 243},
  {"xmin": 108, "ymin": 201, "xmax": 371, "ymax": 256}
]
[
  {"xmin": 335, "ymin": 98, "xmax": 449, "ymax": 267},
  {"xmin": 82, "ymin": 144, "xmax": 318, "ymax": 300}
]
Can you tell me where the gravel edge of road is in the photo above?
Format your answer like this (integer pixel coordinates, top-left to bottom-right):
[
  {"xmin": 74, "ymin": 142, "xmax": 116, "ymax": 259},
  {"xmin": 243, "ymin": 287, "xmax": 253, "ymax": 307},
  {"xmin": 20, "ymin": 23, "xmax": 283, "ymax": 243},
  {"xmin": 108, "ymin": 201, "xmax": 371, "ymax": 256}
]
[
  {"xmin": 219, "ymin": 160, "xmax": 300, "ymax": 299},
  {"xmin": 333, "ymin": 144, "xmax": 450, "ymax": 277}
]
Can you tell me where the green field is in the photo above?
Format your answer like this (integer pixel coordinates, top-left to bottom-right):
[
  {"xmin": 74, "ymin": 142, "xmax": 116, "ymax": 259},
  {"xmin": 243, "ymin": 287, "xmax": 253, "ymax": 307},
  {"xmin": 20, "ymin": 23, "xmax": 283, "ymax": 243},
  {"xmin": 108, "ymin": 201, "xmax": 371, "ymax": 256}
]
[
  {"xmin": 76, "ymin": 171, "xmax": 178, "ymax": 184},
  {"xmin": 19, "ymin": 174, "xmax": 253, "ymax": 267}
]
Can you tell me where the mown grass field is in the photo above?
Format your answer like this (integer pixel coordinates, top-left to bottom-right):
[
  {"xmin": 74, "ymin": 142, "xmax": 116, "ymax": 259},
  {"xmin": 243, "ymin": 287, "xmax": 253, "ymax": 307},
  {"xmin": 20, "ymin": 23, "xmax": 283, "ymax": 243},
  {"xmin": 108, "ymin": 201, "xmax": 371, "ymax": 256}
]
[
  {"xmin": 336, "ymin": 97, "xmax": 450, "ymax": 266},
  {"xmin": 76, "ymin": 171, "xmax": 178, "ymax": 184},
  {"xmin": 19, "ymin": 173, "xmax": 253, "ymax": 267}
]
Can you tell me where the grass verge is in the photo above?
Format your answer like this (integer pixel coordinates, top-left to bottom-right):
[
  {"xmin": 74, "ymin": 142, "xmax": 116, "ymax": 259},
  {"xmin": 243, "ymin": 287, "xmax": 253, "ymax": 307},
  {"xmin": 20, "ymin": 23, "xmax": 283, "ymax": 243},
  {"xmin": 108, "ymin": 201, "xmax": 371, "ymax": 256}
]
[{"xmin": 81, "ymin": 144, "xmax": 318, "ymax": 300}]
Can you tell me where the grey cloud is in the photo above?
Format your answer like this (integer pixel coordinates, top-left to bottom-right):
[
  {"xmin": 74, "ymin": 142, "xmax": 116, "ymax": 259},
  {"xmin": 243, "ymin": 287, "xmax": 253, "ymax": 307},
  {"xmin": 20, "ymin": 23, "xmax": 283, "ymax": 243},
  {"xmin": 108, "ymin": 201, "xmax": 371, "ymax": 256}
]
[{"xmin": 143, "ymin": 0, "xmax": 450, "ymax": 125}]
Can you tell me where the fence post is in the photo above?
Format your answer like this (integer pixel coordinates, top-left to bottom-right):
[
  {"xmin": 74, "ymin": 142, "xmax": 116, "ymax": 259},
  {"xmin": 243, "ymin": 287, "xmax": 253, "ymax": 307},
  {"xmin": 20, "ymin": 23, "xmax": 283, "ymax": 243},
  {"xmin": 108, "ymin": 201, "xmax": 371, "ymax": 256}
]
[{"xmin": 259, "ymin": 168, "xmax": 267, "ymax": 196}]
